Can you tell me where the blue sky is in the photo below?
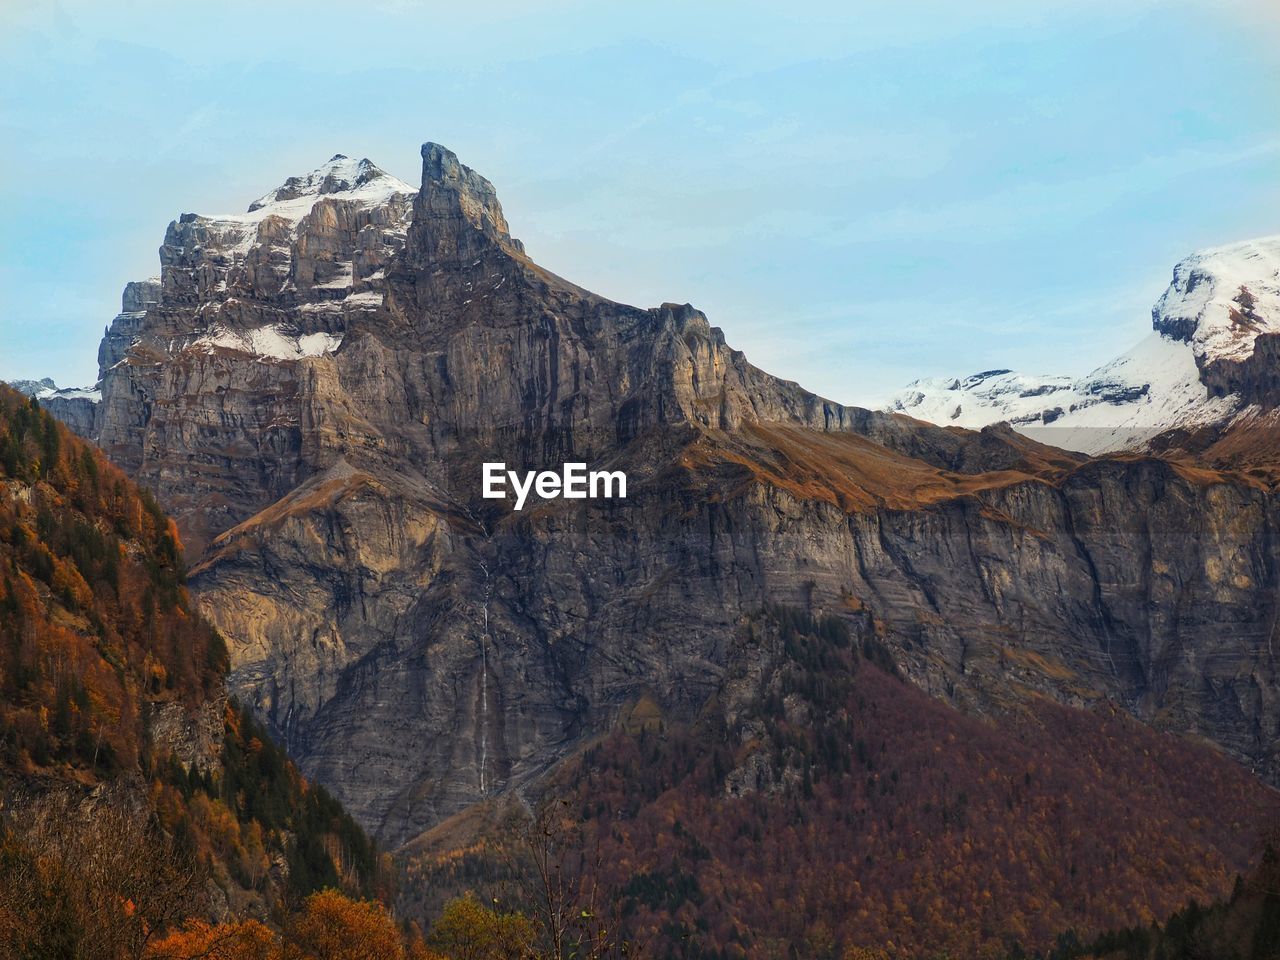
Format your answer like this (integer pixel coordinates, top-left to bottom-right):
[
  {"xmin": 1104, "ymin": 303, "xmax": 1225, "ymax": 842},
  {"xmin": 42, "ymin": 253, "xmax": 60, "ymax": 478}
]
[{"xmin": 1, "ymin": 0, "xmax": 1278, "ymax": 405}]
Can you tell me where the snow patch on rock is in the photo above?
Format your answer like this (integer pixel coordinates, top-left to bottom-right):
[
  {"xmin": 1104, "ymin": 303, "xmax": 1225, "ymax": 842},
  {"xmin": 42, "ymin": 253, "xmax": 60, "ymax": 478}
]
[{"xmin": 190, "ymin": 324, "xmax": 343, "ymax": 361}]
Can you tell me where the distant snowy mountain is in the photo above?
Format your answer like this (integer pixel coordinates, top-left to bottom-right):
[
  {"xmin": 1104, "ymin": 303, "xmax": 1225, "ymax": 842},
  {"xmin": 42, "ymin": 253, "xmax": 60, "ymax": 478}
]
[
  {"xmin": 3, "ymin": 377, "xmax": 103, "ymax": 438},
  {"xmin": 1155, "ymin": 234, "xmax": 1280, "ymax": 362},
  {"xmin": 6, "ymin": 377, "xmax": 101, "ymax": 404},
  {"xmin": 6, "ymin": 377, "xmax": 57, "ymax": 397},
  {"xmin": 886, "ymin": 235, "xmax": 1280, "ymax": 453}
]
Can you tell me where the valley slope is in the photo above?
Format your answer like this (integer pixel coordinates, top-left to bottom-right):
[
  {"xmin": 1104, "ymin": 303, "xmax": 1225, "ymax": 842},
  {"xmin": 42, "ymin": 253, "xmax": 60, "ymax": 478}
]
[{"xmin": 0, "ymin": 384, "xmax": 384, "ymax": 952}]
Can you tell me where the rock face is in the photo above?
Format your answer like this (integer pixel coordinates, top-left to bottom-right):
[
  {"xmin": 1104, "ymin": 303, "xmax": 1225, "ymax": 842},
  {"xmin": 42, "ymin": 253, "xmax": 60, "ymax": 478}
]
[
  {"xmin": 886, "ymin": 235, "xmax": 1280, "ymax": 453},
  {"xmin": 99, "ymin": 279, "xmax": 161, "ymax": 374},
  {"xmin": 61, "ymin": 144, "xmax": 1280, "ymax": 847},
  {"xmin": 6, "ymin": 279, "xmax": 164, "ymax": 440}
]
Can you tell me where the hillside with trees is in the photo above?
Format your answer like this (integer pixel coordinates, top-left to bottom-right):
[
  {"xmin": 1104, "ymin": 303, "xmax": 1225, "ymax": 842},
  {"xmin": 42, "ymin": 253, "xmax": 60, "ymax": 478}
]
[
  {"xmin": 402, "ymin": 608, "xmax": 1280, "ymax": 959},
  {"xmin": 0, "ymin": 386, "xmax": 386, "ymax": 955},
  {"xmin": 1032, "ymin": 835, "xmax": 1280, "ymax": 960}
]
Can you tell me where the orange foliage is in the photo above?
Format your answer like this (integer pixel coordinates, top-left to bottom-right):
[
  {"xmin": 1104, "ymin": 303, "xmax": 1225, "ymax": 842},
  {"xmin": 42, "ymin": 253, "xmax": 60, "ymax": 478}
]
[
  {"xmin": 286, "ymin": 889, "xmax": 408, "ymax": 960},
  {"xmin": 148, "ymin": 919, "xmax": 278, "ymax": 960},
  {"xmin": 0, "ymin": 386, "xmax": 226, "ymax": 777},
  {"xmin": 527, "ymin": 613, "xmax": 1280, "ymax": 959},
  {"xmin": 147, "ymin": 891, "xmax": 412, "ymax": 960}
]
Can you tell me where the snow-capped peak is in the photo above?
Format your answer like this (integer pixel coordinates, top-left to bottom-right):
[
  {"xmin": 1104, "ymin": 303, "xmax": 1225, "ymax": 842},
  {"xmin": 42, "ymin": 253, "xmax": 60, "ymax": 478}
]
[
  {"xmin": 247, "ymin": 155, "xmax": 415, "ymax": 213},
  {"xmin": 141, "ymin": 152, "xmax": 418, "ymax": 366},
  {"xmin": 885, "ymin": 233, "xmax": 1280, "ymax": 453},
  {"xmin": 6, "ymin": 377, "xmax": 57, "ymax": 397},
  {"xmin": 1152, "ymin": 234, "xmax": 1280, "ymax": 364},
  {"xmin": 170, "ymin": 152, "xmax": 414, "ymax": 281},
  {"xmin": 4, "ymin": 378, "xmax": 101, "ymax": 403}
]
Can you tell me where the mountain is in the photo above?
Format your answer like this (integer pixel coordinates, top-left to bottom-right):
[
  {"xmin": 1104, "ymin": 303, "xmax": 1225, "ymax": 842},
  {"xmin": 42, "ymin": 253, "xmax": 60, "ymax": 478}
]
[
  {"xmin": 78, "ymin": 144, "xmax": 1086, "ymax": 835},
  {"xmin": 6, "ymin": 378, "xmax": 56, "ymax": 396},
  {"xmin": 91, "ymin": 153, "xmax": 416, "ymax": 555},
  {"xmin": 886, "ymin": 235, "xmax": 1280, "ymax": 454},
  {"xmin": 0, "ymin": 384, "xmax": 384, "ymax": 951},
  {"xmin": 24, "ymin": 143, "xmax": 1280, "ymax": 954}
]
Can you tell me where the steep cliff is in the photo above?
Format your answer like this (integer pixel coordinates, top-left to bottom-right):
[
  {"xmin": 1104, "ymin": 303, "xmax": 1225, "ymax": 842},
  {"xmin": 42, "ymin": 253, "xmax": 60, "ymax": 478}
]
[{"xmin": 93, "ymin": 154, "xmax": 416, "ymax": 555}]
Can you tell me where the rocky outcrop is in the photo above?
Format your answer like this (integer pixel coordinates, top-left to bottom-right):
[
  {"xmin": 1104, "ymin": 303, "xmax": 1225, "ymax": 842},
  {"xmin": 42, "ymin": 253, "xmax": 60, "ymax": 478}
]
[
  {"xmin": 1203, "ymin": 332, "xmax": 1280, "ymax": 405},
  {"xmin": 98, "ymin": 279, "xmax": 160, "ymax": 373},
  {"xmin": 6, "ymin": 278, "xmax": 165, "ymax": 440},
  {"xmin": 39, "ymin": 393, "xmax": 99, "ymax": 441},
  {"xmin": 150, "ymin": 697, "xmax": 225, "ymax": 775},
  {"xmin": 62, "ymin": 143, "xmax": 1280, "ymax": 848}
]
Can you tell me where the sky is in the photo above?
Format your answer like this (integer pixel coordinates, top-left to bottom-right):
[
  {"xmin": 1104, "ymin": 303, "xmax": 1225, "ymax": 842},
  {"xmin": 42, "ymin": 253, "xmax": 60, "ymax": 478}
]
[{"xmin": 1, "ymin": 0, "xmax": 1278, "ymax": 406}]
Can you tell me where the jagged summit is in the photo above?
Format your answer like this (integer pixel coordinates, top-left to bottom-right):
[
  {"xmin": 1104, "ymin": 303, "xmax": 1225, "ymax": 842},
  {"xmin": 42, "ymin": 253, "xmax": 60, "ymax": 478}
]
[
  {"xmin": 123, "ymin": 151, "xmax": 422, "ymax": 370},
  {"xmin": 6, "ymin": 377, "xmax": 56, "ymax": 397},
  {"xmin": 399, "ymin": 141, "xmax": 526, "ymax": 275},
  {"xmin": 247, "ymin": 154, "xmax": 414, "ymax": 213},
  {"xmin": 417, "ymin": 142, "xmax": 512, "ymax": 241}
]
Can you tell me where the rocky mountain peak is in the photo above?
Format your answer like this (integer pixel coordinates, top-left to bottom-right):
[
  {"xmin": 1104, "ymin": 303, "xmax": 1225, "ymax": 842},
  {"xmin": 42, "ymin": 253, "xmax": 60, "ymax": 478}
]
[
  {"xmin": 1152, "ymin": 234, "xmax": 1280, "ymax": 357},
  {"xmin": 247, "ymin": 154, "xmax": 410, "ymax": 212},
  {"xmin": 419, "ymin": 143, "xmax": 510, "ymax": 236},
  {"xmin": 404, "ymin": 142, "xmax": 520, "ymax": 269},
  {"xmin": 6, "ymin": 377, "xmax": 56, "ymax": 397},
  {"xmin": 120, "ymin": 277, "xmax": 161, "ymax": 314}
]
